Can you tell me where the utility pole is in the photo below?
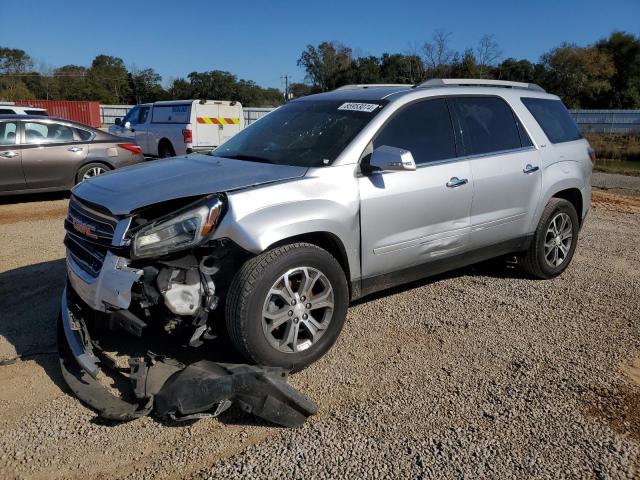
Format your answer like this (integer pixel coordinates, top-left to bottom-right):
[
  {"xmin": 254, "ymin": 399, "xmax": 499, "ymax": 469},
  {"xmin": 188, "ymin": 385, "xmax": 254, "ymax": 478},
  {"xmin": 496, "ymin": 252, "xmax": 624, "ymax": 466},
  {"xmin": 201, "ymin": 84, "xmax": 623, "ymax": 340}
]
[{"xmin": 281, "ymin": 75, "xmax": 291, "ymax": 102}]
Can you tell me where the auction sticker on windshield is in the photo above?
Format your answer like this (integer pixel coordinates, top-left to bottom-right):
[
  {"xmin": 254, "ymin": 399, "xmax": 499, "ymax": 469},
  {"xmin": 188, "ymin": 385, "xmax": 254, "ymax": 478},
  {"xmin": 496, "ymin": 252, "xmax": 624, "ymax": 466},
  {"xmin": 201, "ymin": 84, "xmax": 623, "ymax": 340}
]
[{"xmin": 338, "ymin": 102, "xmax": 381, "ymax": 113}]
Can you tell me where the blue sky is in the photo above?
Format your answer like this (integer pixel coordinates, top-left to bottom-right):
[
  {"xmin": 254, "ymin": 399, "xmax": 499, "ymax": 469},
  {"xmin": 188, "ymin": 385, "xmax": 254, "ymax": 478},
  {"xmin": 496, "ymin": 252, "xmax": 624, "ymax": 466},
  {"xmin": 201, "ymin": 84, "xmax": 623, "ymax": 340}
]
[{"xmin": 2, "ymin": 0, "xmax": 639, "ymax": 89}]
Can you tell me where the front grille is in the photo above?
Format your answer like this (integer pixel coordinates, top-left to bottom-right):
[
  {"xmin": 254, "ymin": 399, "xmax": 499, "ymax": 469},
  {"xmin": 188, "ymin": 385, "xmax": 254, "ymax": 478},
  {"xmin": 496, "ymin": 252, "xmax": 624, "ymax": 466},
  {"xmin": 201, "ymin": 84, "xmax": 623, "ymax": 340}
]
[
  {"xmin": 64, "ymin": 196, "xmax": 117, "ymax": 248},
  {"xmin": 65, "ymin": 233, "xmax": 107, "ymax": 277},
  {"xmin": 64, "ymin": 196, "xmax": 117, "ymax": 277}
]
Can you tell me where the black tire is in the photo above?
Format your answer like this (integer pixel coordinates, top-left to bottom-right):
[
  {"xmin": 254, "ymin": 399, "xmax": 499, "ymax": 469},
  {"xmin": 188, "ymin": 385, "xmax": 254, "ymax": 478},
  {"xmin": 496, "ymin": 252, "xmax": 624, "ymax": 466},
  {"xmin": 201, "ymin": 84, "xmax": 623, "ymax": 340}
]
[
  {"xmin": 76, "ymin": 162, "xmax": 111, "ymax": 184},
  {"xmin": 225, "ymin": 242, "xmax": 349, "ymax": 371},
  {"xmin": 158, "ymin": 140, "xmax": 175, "ymax": 158},
  {"xmin": 520, "ymin": 198, "xmax": 580, "ymax": 279}
]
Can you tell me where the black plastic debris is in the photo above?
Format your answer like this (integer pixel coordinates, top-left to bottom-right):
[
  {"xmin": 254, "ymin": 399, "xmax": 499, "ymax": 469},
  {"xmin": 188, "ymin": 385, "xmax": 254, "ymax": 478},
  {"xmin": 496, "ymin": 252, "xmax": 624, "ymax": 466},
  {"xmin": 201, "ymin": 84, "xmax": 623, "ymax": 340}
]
[{"xmin": 58, "ymin": 316, "xmax": 318, "ymax": 427}]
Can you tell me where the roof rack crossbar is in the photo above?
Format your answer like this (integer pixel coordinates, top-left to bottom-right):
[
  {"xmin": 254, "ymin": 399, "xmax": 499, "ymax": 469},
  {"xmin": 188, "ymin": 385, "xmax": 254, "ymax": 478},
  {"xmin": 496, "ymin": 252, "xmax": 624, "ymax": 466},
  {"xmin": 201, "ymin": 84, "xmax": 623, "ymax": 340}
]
[
  {"xmin": 415, "ymin": 78, "xmax": 545, "ymax": 93},
  {"xmin": 334, "ymin": 84, "xmax": 411, "ymax": 91}
]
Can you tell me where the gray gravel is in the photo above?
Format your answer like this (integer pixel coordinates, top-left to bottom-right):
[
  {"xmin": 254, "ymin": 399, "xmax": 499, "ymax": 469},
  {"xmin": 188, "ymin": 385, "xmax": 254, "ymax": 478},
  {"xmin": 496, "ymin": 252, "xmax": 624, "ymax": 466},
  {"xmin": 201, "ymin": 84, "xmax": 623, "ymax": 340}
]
[
  {"xmin": 592, "ymin": 171, "xmax": 640, "ymax": 196},
  {"xmin": 0, "ymin": 194, "xmax": 639, "ymax": 479}
]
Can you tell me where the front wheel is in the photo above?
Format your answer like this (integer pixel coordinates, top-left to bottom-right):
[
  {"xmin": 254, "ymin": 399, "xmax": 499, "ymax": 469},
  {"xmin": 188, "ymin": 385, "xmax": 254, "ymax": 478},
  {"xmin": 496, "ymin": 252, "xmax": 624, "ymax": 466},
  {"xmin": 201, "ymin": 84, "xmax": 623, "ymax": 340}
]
[
  {"xmin": 225, "ymin": 243, "xmax": 349, "ymax": 371},
  {"xmin": 520, "ymin": 198, "xmax": 580, "ymax": 279}
]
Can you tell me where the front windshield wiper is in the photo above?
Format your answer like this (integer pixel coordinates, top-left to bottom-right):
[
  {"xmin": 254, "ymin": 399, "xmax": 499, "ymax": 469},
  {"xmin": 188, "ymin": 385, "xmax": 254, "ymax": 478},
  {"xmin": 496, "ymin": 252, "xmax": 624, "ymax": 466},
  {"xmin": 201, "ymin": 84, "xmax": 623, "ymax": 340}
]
[{"xmin": 216, "ymin": 153, "xmax": 274, "ymax": 164}]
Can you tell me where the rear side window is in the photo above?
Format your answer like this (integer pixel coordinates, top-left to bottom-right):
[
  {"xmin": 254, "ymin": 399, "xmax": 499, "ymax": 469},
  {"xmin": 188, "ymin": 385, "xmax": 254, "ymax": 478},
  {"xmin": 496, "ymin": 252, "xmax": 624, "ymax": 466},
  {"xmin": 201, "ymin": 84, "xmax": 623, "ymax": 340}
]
[
  {"xmin": 24, "ymin": 122, "xmax": 75, "ymax": 144},
  {"xmin": 152, "ymin": 104, "xmax": 191, "ymax": 123},
  {"xmin": 0, "ymin": 108, "xmax": 15, "ymax": 114},
  {"xmin": 24, "ymin": 109, "xmax": 47, "ymax": 116},
  {"xmin": 453, "ymin": 97, "xmax": 522, "ymax": 156},
  {"xmin": 75, "ymin": 128, "xmax": 93, "ymax": 141},
  {"xmin": 521, "ymin": 98, "xmax": 581, "ymax": 144},
  {"xmin": 373, "ymin": 98, "xmax": 456, "ymax": 165}
]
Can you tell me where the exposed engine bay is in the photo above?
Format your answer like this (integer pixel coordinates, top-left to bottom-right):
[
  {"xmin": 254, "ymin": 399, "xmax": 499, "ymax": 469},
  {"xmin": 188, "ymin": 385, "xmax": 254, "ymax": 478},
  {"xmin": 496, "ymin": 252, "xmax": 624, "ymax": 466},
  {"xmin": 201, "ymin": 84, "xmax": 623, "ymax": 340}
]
[{"xmin": 61, "ymin": 193, "xmax": 317, "ymax": 427}]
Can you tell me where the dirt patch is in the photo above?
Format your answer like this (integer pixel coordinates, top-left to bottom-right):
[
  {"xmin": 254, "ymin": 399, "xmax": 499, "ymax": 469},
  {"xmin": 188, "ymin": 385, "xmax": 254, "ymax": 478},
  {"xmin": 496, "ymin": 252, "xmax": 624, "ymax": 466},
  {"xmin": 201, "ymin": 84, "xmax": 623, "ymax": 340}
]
[
  {"xmin": 586, "ymin": 357, "xmax": 640, "ymax": 442},
  {"xmin": 0, "ymin": 200, "xmax": 68, "ymax": 225},
  {"xmin": 592, "ymin": 190, "xmax": 640, "ymax": 214}
]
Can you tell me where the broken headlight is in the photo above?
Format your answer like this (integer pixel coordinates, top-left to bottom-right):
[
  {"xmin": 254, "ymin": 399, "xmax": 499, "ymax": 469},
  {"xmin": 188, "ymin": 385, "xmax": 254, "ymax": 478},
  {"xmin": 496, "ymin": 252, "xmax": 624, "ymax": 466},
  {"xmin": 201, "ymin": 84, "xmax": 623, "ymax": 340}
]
[{"xmin": 132, "ymin": 196, "xmax": 223, "ymax": 259}]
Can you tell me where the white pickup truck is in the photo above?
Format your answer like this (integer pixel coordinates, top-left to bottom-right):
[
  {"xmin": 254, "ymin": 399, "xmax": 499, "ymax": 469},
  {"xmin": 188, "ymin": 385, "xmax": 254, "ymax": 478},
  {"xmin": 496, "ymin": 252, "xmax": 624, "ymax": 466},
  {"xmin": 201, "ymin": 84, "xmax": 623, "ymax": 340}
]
[{"xmin": 109, "ymin": 100, "xmax": 244, "ymax": 157}]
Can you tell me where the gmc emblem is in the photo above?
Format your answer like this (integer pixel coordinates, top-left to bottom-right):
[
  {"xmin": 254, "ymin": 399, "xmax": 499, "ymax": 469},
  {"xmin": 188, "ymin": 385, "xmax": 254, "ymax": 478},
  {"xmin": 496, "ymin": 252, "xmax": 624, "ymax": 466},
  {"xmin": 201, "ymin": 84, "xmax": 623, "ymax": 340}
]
[{"xmin": 71, "ymin": 216, "xmax": 98, "ymax": 239}]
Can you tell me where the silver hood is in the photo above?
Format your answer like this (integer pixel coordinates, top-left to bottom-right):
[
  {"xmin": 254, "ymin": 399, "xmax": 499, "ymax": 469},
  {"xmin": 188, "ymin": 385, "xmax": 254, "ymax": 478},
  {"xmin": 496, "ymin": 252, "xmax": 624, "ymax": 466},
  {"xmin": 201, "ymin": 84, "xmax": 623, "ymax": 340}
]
[{"xmin": 72, "ymin": 154, "xmax": 308, "ymax": 215}]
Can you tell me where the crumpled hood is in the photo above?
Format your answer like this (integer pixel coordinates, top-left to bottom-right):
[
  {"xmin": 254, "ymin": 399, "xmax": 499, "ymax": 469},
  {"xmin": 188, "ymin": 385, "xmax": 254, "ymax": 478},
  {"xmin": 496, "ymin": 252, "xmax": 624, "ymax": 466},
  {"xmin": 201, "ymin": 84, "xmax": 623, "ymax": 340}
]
[{"xmin": 72, "ymin": 154, "xmax": 308, "ymax": 215}]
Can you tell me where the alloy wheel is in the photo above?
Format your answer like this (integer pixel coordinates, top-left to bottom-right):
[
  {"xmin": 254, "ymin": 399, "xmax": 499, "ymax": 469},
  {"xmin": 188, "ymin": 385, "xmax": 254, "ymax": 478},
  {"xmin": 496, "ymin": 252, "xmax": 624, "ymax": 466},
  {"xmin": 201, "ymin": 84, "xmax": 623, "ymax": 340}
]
[
  {"xmin": 262, "ymin": 266, "xmax": 334, "ymax": 353},
  {"xmin": 544, "ymin": 212, "xmax": 573, "ymax": 267},
  {"xmin": 82, "ymin": 166, "xmax": 106, "ymax": 180}
]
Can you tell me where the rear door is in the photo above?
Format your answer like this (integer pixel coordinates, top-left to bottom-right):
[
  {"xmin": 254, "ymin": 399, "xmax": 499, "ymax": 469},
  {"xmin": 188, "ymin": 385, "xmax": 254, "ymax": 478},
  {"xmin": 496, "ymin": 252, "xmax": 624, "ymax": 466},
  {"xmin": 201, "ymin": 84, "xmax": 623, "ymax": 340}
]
[
  {"xmin": 217, "ymin": 103, "xmax": 243, "ymax": 144},
  {"xmin": 20, "ymin": 120, "xmax": 88, "ymax": 189},
  {"xmin": 0, "ymin": 120, "xmax": 25, "ymax": 192},
  {"xmin": 359, "ymin": 98, "xmax": 473, "ymax": 279},
  {"xmin": 194, "ymin": 102, "xmax": 221, "ymax": 148},
  {"xmin": 451, "ymin": 96, "xmax": 542, "ymax": 249}
]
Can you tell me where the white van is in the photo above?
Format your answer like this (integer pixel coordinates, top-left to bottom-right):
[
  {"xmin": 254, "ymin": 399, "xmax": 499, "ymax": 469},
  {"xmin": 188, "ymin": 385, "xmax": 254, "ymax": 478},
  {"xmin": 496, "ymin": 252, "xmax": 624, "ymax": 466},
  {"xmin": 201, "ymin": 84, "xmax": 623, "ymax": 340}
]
[{"xmin": 109, "ymin": 100, "xmax": 244, "ymax": 157}]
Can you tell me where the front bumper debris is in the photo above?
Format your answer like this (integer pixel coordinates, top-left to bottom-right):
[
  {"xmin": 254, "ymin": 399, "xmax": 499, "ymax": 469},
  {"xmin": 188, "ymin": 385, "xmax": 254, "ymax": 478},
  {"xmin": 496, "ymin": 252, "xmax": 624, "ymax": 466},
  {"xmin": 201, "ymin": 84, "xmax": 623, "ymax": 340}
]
[{"xmin": 59, "ymin": 286, "xmax": 318, "ymax": 427}]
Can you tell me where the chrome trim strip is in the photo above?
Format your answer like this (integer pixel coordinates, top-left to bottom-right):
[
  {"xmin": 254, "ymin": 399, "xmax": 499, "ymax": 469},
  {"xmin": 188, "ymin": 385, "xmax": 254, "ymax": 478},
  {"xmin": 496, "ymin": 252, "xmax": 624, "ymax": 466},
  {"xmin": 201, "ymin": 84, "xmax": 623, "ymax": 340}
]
[
  {"xmin": 60, "ymin": 287, "xmax": 99, "ymax": 378},
  {"xmin": 112, "ymin": 217, "xmax": 132, "ymax": 247}
]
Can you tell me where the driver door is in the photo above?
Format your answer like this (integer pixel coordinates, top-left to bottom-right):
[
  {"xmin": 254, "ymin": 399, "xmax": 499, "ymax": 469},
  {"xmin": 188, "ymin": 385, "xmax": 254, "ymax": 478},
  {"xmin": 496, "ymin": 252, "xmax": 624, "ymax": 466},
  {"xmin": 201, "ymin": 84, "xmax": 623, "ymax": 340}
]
[
  {"xmin": 358, "ymin": 98, "xmax": 474, "ymax": 281},
  {"xmin": 0, "ymin": 120, "xmax": 25, "ymax": 192}
]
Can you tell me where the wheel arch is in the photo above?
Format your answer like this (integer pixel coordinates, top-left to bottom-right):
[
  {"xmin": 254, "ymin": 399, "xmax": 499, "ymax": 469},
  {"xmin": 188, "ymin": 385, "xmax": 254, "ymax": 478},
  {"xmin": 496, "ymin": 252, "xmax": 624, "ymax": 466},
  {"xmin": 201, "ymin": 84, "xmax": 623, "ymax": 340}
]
[
  {"xmin": 75, "ymin": 159, "xmax": 114, "ymax": 183},
  {"xmin": 266, "ymin": 231, "xmax": 351, "ymax": 284},
  {"xmin": 551, "ymin": 188, "xmax": 583, "ymax": 226},
  {"xmin": 158, "ymin": 137, "xmax": 174, "ymax": 156}
]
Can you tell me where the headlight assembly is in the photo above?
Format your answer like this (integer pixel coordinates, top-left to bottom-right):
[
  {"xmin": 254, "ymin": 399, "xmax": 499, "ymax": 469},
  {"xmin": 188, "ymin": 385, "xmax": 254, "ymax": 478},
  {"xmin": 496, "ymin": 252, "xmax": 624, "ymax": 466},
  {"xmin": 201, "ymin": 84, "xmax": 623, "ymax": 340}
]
[{"xmin": 132, "ymin": 196, "xmax": 223, "ymax": 258}]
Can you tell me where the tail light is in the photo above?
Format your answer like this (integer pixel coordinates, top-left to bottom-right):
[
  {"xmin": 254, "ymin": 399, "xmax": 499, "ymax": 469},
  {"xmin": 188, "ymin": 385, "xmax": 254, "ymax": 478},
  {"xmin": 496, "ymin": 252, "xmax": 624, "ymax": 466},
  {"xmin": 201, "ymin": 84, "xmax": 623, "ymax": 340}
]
[
  {"xmin": 118, "ymin": 143, "xmax": 143, "ymax": 155},
  {"xmin": 588, "ymin": 146, "xmax": 596, "ymax": 166},
  {"xmin": 182, "ymin": 128, "xmax": 193, "ymax": 144}
]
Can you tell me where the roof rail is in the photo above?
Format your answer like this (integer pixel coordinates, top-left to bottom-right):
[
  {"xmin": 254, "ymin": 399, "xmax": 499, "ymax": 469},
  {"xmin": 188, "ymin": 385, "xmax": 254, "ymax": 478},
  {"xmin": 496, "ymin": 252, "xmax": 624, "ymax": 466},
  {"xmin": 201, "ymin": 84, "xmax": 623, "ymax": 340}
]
[
  {"xmin": 334, "ymin": 84, "xmax": 411, "ymax": 91},
  {"xmin": 415, "ymin": 78, "xmax": 545, "ymax": 93}
]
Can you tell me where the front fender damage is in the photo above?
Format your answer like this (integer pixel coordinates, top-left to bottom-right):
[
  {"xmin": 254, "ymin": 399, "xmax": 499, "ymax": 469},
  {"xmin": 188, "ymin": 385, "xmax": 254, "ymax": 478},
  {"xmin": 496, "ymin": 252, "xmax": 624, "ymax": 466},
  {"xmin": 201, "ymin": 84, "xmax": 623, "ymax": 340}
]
[{"xmin": 58, "ymin": 290, "xmax": 317, "ymax": 427}]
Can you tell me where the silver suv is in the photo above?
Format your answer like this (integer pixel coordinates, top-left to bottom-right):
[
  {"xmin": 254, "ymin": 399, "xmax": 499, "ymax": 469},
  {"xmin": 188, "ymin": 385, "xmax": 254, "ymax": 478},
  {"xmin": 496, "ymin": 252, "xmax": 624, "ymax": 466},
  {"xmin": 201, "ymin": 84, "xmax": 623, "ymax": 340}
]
[{"xmin": 60, "ymin": 79, "xmax": 592, "ymax": 374}]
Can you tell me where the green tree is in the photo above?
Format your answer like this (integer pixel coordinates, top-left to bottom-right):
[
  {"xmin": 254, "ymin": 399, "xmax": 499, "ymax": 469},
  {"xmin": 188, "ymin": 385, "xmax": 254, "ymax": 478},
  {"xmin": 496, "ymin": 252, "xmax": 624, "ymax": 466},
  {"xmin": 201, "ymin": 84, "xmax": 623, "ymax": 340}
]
[
  {"xmin": 86, "ymin": 55, "xmax": 131, "ymax": 103},
  {"xmin": 297, "ymin": 42, "xmax": 354, "ymax": 91},
  {"xmin": 129, "ymin": 67, "xmax": 165, "ymax": 103},
  {"xmin": 541, "ymin": 43, "xmax": 614, "ymax": 108},
  {"xmin": 596, "ymin": 31, "xmax": 640, "ymax": 108}
]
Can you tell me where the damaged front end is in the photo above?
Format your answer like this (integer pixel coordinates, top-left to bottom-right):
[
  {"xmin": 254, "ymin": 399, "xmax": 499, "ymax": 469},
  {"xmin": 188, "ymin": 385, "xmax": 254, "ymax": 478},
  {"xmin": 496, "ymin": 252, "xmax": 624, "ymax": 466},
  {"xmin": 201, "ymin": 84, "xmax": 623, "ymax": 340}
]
[{"xmin": 59, "ymin": 194, "xmax": 316, "ymax": 427}]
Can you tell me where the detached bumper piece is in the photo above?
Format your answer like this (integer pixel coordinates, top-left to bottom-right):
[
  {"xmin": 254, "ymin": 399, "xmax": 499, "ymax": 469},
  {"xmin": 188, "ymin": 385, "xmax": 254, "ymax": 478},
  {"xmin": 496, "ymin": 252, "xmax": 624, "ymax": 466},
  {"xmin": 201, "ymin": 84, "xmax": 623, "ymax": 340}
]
[{"xmin": 58, "ymin": 287, "xmax": 317, "ymax": 427}]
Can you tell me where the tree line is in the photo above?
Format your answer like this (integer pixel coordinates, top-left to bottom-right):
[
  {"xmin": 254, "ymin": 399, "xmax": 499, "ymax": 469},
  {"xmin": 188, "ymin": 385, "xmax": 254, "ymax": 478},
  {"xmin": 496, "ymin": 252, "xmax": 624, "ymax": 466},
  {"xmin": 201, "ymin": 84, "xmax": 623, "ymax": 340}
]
[
  {"xmin": 0, "ymin": 51, "xmax": 283, "ymax": 107},
  {"xmin": 1, "ymin": 30, "xmax": 639, "ymax": 108}
]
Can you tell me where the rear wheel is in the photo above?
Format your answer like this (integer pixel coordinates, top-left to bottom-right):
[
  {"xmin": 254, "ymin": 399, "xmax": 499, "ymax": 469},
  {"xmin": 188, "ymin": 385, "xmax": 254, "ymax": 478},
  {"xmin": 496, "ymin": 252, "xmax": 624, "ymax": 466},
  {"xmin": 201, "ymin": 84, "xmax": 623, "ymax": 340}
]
[
  {"xmin": 225, "ymin": 243, "xmax": 349, "ymax": 371},
  {"xmin": 158, "ymin": 140, "xmax": 175, "ymax": 158},
  {"xmin": 520, "ymin": 198, "xmax": 579, "ymax": 279},
  {"xmin": 76, "ymin": 163, "xmax": 111, "ymax": 183}
]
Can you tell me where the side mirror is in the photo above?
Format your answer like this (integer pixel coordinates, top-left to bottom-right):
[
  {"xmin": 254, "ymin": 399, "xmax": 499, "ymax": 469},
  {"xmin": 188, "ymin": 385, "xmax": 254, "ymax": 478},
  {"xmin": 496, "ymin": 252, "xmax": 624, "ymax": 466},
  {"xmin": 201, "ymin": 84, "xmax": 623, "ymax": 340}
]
[
  {"xmin": 114, "ymin": 118, "xmax": 122, "ymax": 126},
  {"xmin": 124, "ymin": 121, "xmax": 131, "ymax": 130},
  {"xmin": 368, "ymin": 145, "xmax": 416, "ymax": 172}
]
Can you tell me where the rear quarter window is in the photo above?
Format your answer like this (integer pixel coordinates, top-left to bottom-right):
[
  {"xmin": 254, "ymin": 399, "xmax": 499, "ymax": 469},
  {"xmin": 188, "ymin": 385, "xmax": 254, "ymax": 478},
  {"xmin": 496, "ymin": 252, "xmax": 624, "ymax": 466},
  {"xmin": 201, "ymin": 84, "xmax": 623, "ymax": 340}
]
[{"xmin": 521, "ymin": 98, "xmax": 582, "ymax": 144}]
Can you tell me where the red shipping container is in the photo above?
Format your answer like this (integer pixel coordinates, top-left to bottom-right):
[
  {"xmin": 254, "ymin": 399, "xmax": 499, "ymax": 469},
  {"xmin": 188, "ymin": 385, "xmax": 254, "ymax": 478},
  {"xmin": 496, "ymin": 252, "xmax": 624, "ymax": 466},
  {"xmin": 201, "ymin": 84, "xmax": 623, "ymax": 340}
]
[{"xmin": 15, "ymin": 100, "xmax": 101, "ymax": 128}]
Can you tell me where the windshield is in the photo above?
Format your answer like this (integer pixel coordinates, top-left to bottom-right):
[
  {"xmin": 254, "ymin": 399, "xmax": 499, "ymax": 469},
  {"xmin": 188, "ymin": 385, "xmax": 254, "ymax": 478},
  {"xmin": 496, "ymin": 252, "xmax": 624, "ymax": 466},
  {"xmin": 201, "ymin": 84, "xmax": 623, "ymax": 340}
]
[{"xmin": 213, "ymin": 99, "xmax": 386, "ymax": 167}]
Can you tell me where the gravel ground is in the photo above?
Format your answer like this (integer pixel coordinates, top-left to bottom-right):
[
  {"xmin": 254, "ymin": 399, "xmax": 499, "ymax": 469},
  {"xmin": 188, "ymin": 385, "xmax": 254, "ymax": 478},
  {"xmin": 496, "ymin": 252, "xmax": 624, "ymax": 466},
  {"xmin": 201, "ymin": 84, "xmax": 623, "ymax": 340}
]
[{"xmin": 0, "ymin": 186, "xmax": 639, "ymax": 479}]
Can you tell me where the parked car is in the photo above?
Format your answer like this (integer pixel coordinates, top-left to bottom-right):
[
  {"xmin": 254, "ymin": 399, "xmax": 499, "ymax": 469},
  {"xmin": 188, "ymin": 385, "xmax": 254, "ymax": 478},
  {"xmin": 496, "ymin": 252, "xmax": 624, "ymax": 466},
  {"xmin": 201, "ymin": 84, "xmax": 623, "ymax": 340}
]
[
  {"xmin": 0, "ymin": 105, "xmax": 48, "ymax": 116},
  {"xmin": 0, "ymin": 115, "xmax": 144, "ymax": 195},
  {"xmin": 108, "ymin": 99, "xmax": 244, "ymax": 158},
  {"xmin": 61, "ymin": 79, "xmax": 592, "ymax": 380}
]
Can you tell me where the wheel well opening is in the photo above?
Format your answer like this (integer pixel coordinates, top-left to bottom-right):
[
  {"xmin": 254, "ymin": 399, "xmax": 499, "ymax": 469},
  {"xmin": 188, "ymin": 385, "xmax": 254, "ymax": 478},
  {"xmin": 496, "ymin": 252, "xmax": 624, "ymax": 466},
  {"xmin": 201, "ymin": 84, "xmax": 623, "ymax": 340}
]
[
  {"xmin": 552, "ymin": 188, "xmax": 583, "ymax": 225},
  {"xmin": 269, "ymin": 232, "xmax": 351, "ymax": 281},
  {"xmin": 76, "ymin": 161, "xmax": 111, "ymax": 182},
  {"xmin": 158, "ymin": 138, "xmax": 174, "ymax": 151}
]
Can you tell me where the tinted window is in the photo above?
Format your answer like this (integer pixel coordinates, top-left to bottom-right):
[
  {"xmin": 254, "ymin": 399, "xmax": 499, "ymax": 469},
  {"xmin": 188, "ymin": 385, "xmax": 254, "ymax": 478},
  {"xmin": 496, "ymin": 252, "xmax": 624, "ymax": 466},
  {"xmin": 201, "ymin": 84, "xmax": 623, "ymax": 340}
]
[
  {"xmin": 122, "ymin": 106, "xmax": 139, "ymax": 125},
  {"xmin": 522, "ymin": 97, "xmax": 582, "ymax": 144},
  {"xmin": 373, "ymin": 99, "xmax": 456, "ymax": 165},
  {"xmin": 24, "ymin": 122, "xmax": 75, "ymax": 144},
  {"xmin": 0, "ymin": 122, "xmax": 17, "ymax": 145},
  {"xmin": 0, "ymin": 108, "xmax": 15, "ymax": 114},
  {"xmin": 454, "ymin": 97, "xmax": 522, "ymax": 155},
  {"xmin": 214, "ymin": 100, "xmax": 384, "ymax": 167},
  {"xmin": 138, "ymin": 106, "xmax": 150, "ymax": 124},
  {"xmin": 24, "ymin": 109, "xmax": 47, "ymax": 116},
  {"xmin": 75, "ymin": 128, "xmax": 93, "ymax": 141}
]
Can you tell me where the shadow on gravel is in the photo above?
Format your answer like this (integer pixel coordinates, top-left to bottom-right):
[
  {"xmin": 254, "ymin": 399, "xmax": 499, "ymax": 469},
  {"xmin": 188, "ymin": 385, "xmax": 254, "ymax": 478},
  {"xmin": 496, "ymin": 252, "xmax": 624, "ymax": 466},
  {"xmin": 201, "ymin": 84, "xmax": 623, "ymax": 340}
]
[
  {"xmin": 352, "ymin": 258, "xmax": 528, "ymax": 306},
  {"xmin": 0, "ymin": 191, "xmax": 69, "ymax": 205},
  {"xmin": 0, "ymin": 258, "xmax": 68, "ymax": 392}
]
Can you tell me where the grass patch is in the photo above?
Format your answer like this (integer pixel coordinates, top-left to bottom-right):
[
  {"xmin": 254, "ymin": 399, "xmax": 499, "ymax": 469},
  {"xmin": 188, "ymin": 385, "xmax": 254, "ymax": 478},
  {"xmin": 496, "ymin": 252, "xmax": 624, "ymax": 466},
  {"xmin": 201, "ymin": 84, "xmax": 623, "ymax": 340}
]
[
  {"xmin": 594, "ymin": 160, "xmax": 640, "ymax": 176},
  {"xmin": 585, "ymin": 133, "xmax": 640, "ymax": 162}
]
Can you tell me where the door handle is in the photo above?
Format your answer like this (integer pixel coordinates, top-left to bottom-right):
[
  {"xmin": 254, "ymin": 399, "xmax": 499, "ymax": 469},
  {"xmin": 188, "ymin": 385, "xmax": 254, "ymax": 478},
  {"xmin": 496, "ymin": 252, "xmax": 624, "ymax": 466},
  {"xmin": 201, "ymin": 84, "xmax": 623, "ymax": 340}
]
[
  {"xmin": 523, "ymin": 164, "xmax": 539, "ymax": 174},
  {"xmin": 446, "ymin": 177, "xmax": 468, "ymax": 188},
  {"xmin": 0, "ymin": 150, "xmax": 18, "ymax": 158},
  {"xmin": 68, "ymin": 146, "xmax": 83, "ymax": 153}
]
